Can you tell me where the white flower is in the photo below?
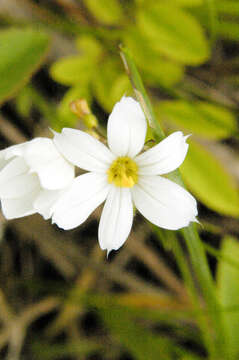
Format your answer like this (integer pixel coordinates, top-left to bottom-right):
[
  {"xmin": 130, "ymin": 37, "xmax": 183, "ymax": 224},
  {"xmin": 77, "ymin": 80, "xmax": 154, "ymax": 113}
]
[
  {"xmin": 0, "ymin": 138, "xmax": 74, "ymax": 220},
  {"xmin": 52, "ymin": 96, "xmax": 198, "ymax": 254}
]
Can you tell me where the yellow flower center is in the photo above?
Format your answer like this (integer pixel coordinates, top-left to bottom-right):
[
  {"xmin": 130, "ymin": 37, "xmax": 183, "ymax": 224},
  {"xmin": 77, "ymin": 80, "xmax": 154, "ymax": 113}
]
[{"xmin": 107, "ymin": 157, "xmax": 138, "ymax": 188}]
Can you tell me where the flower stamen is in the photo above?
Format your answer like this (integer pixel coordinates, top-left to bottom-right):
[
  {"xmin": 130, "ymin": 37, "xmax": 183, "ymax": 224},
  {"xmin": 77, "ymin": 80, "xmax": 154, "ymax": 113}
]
[{"xmin": 107, "ymin": 157, "xmax": 138, "ymax": 188}]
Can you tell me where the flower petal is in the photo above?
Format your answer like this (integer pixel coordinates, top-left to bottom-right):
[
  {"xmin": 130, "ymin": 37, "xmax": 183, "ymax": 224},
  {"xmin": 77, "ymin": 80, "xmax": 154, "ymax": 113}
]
[
  {"xmin": 0, "ymin": 156, "xmax": 40, "ymax": 199},
  {"xmin": 132, "ymin": 175, "xmax": 197, "ymax": 230},
  {"xmin": 98, "ymin": 186, "xmax": 133, "ymax": 254},
  {"xmin": 53, "ymin": 128, "xmax": 114, "ymax": 172},
  {"xmin": 34, "ymin": 188, "xmax": 66, "ymax": 220},
  {"xmin": 0, "ymin": 173, "xmax": 40, "ymax": 199},
  {"xmin": 107, "ymin": 96, "xmax": 147, "ymax": 158},
  {"xmin": 23, "ymin": 138, "xmax": 75, "ymax": 190},
  {"xmin": 3, "ymin": 143, "xmax": 26, "ymax": 160},
  {"xmin": 0, "ymin": 157, "xmax": 29, "ymax": 186},
  {"xmin": 0, "ymin": 150, "xmax": 9, "ymax": 170},
  {"xmin": 135, "ymin": 132, "xmax": 189, "ymax": 175},
  {"xmin": 52, "ymin": 172, "xmax": 109, "ymax": 230},
  {"xmin": 1, "ymin": 189, "xmax": 40, "ymax": 219}
]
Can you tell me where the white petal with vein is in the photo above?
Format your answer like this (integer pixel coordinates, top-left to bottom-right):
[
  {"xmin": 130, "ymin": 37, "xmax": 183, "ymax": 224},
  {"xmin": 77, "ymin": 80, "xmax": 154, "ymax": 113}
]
[
  {"xmin": 0, "ymin": 150, "xmax": 9, "ymax": 170},
  {"xmin": 52, "ymin": 172, "xmax": 109, "ymax": 230},
  {"xmin": 0, "ymin": 156, "xmax": 40, "ymax": 199},
  {"xmin": 1, "ymin": 188, "xmax": 40, "ymax": 219},
  {"xmin": 23, "ymin": 138, "xmax": 74, "ymax": 190},
  {"xmin": 0, "ymin": 173, "xmax": 40, "ymax": 199},
  {"xmin": 136, "ymin": 132, "xmax": 189, "ymax": 175},
  {"xmin": 98, "ymin": 186, "xmax": 133, "ymax": 253},
  {"xmin": 34, "ymin": 188, "xmax": 66, "ymax": 220},
  {"xmin": 3, "ymin": 143, "xmax": 26, "ymax": 160},
  {"xmin": 107, "ymin": 97, "xmax": 147, "ymax": 158},
  {"xmin": 53, "ymin": 128, "xmax": 114, "ymax": 172},
  {"xmin": 0, "ymin": 157, "xmax": 28, "ymax": 187},
  {"xmin": 132, "ymin": 175, "xmax": 197, "ymax": 230}
]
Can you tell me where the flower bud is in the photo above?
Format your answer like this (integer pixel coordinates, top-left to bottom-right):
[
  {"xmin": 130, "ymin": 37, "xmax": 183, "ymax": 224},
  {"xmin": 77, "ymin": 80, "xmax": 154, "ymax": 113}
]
[
  {"xmin": 70, "ymin": 99, "xmax": 90, "ymax": 117},
  {"xmin": 70, "ymin": 99, "xmax": 98, "ymax": 129}
]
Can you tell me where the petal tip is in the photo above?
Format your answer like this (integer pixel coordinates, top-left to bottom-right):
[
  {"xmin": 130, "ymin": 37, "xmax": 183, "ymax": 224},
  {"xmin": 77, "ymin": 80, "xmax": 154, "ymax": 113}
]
[
  {"xmin": 194, "ymin": 217, "xmax": 202, "ymax": 226},
  {"xmin": 184, "ymin": 134, "xmax": 191, "ymax": 142},
  {"xmin": 106, "ymin": 249, "xmax": 112, "ymax": 259},
  {"xmin": 41, "ymin": 213, "xmax": 50, "ymax": 221},
  {"xmin": 49, "ymin": 128, "xmax": 58, "ymax": 136}
]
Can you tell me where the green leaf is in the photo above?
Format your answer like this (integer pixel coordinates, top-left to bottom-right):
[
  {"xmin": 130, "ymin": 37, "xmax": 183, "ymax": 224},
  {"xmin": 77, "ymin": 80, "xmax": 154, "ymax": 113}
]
[
  {"xmin": 50, "ymin": 56, "xmax": 95, "ymax": 86},
  {"xmin": 217, "ymin": 0, "xmax": 239, "ymax": 16},
  {"xmin": 142, "ymin": 59, "xmax": 184, "ymax": 88},
  {"xmin": 57, "ymin": 85, "xmax": 91, "ymax": 130},
  {"xmin": 217, "ymin": 236, "xmax": 239, "ymax": 360},
  {"xmin": 32, "ymin": 340, "xmax": 102, "ymax": 359},
  {"xmin": 205, "ymin": 0, "xmax": 218, "ymax": 44},
  {"xmin": 137, "ymin": 3, "xmax": 209, "ymax": 65},
  {"xmin": 93, "ymin": 59, "xmax": 131, "ymax": 111},
  {"xmin": 75, "ymin": 35, "xmax": 102, "ymax": 58},
  {"xmin": 99, "ymin": 305, "xmax": 174, "ymax": 360},
  {"xmin": 181, "ymin": 140, "xmax": 239, "ymax": 216},
  {"xmin": 170, "ymin": 0, "xmax": 203, "ymax": 6},
  {"xmin": 16, "ymin": 86, "xmax": 33, "ymax": 117},
  {"xmin": 157, "ymin": 100, "xmax": 237, "ymax": 139},
  {"xmin": 218, "ymin": 20, "xmax": 239, "ymax": 41},
  {"xmin": 124, "ymin": 29, "xmax": 184, "ymax": 87},
  {"xmin": 84, "ymin": 0, "xmax": 124, "ymax": 25},
  {"xmin": 138, "ymin": 0, "xmax": 203, "ymax": 8},
  {"xmin": 110, "ymin": 74, "xmax": 132, "ymax": 106},
  {"xmin": 181, "ymin": 355, "xmax": 203, "ymax": 360},
  {"xmin": 0, "ymin": 27, "xmax": 50, "ymax": 105}
]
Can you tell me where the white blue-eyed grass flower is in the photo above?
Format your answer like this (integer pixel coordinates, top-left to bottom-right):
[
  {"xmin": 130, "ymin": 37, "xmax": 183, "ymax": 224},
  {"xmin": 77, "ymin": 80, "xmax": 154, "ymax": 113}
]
[
  {"xmin": 52, "ymin": 96, "xmax": 198, "ymax": 254},
  {"xmin": 0, "ymin": 138, "xmax": 74, "ymax": 220}
]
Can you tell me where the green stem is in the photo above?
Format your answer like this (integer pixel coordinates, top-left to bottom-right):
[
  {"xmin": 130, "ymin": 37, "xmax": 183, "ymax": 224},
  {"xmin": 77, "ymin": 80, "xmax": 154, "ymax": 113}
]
[
  {"xmin": 154, "ymin": 227, "xmax": 214, "ymax": 355},
  {"xmin": 182, "ymin": 225, "xmax": 228, "ymax": 358},
  {"xmin": 203, "ymin": 242, "xmax": 239, "ymax": 271},
  {"xmin": 120, "ymin": 45, "xmax": 228, "ymax": 359}
]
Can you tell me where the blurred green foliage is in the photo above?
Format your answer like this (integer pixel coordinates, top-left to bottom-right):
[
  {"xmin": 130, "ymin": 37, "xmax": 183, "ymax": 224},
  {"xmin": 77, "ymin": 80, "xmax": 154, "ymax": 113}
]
[
  {"xmin": 1, "ymin": 0, "xmax": 239, "ymax": 359},
  {"xmin": 181, "ymin": 140, "xmax": 239, "ymax": 217},
  {"xmin": 0, "ymin": 28, "xmax": 50, "ymax": 105},
  {"xmin": 217, "ymin": 236, "xmax": 239, "ymax": 360},
  {"xmin": 156, "ymin": 100, "xmax": 237, "ymax": 140}
]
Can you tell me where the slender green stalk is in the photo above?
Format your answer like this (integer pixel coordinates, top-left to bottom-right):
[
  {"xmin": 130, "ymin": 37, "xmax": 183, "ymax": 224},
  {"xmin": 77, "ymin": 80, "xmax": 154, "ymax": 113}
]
[
  {"xmin": 203, "ymin": 242, "xmax": 239, "ymax": 271},
  {"xmin": 120, "ymin": 46, "xmax": 229, "ymax": 359},
  {"xmin": 154, "ymin": 227, "xmax": 214, "ymax": 354},
  {"xmin": 182, "ymin": 225, "xmax": 229, "ymax": 358}
]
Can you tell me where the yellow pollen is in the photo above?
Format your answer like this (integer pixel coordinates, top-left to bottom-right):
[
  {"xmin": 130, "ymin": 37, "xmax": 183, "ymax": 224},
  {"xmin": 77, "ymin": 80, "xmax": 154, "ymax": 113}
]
[{"xmin": 107, "ymin": 157, "xmax": 138, "ymax": 188}]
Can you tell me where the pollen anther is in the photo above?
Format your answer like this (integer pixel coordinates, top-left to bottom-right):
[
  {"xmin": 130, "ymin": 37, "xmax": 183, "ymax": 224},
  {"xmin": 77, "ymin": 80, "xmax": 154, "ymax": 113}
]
[{"xmin": 107, "ymin": 157, "xmax": 138, "ymax": 188}]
